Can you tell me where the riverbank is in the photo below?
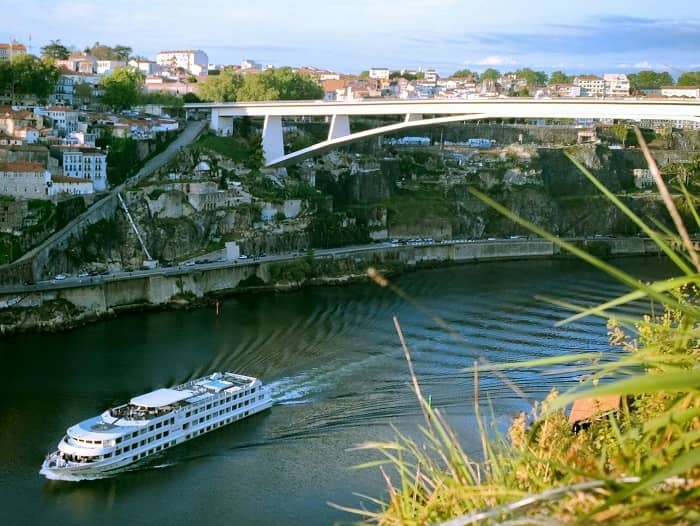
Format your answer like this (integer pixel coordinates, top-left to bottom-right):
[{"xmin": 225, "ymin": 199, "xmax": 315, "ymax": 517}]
[{"xmin": 0, "ymin": 237, "xmax": 663, "ymax": 337}]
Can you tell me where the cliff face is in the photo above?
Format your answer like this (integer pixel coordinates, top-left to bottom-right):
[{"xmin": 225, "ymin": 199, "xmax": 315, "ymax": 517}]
[{"xmin": 45, "ymin": 136, "xmax": 695, "ymax": 274}]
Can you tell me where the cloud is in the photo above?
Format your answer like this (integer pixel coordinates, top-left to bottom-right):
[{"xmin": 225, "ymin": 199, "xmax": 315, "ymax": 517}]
[{"xmin": 474, "ymin": 55, "xmax": 517, "ymax": 66}]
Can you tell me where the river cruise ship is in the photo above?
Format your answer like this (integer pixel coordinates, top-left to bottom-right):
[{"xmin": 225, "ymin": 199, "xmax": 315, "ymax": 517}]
[{"xmin": 40, "ymin": 372, "xmax": 272, "ymax": 480}]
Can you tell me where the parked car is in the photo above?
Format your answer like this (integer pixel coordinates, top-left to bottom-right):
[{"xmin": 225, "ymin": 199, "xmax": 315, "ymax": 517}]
[
  {"xmin": 238, "ymin": 254, "xmax": 249, "ymax": 260},
  {"xmin": 54, "ymin": 274, "xmax": 66, "ymax": 281}
]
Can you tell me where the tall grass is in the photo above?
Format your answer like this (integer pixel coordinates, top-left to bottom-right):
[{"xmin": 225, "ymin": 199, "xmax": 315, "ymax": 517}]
[{"xmin": 342, "ymin": 128, "xmax": 700, "ymax": 525}]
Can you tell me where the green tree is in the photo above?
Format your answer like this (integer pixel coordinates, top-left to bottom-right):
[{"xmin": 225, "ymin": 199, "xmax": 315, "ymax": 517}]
[
  {"xmin": 358, "ymin": 70, "xmax": 369, "ymax": 79},
  {"xmin": 548, "ymin": 70, "xmax": 572, "ymax": 84},
  {"xmin": 237, "ymin": 67, "xmax": 323, "ymax": 101},
  {"xmin": 515, "ymin": 68, "xmax": 548, "ymax": 86},
  {"xmin": 451, "ymin": 69, "xmax": 478, "ymax": 79},
  {"xmin": 41, "ymin": 39, "xmax": 70, "ymax": 60},
  {"xmin": 481, "ymin": 68, "xmax": 501, "ymax": 81},
  {"xmin": 628, "ymin": 70, "xmax": 674, "ymax": 91},
  {"xmin": 197, "ymin": 69, "xmax": 244, "ymax": 102},
  {"xmin": 112, "ymin": 45, "xmax": 132, "ymax": 61},
  {"xmin": 0, "ymin": 55, "xmax": 59, "ymax": 104},
  {"xmin": 182, "ymin": 92, "xmax": 201, "ymax": 103},
  {"xmin": 73, "ymin": 81, "xmax": 94, "ymax": 106},
  {"xmin": 677, "ymin": 71, "xmax": 700, "ymax": 86},
  {"xmin": 610, "ymin": 123, "xmax": 630, "ymax": 147},
  {"xmin": 101, "ymin": 68, "xmax": 144, "ymax": 110}
]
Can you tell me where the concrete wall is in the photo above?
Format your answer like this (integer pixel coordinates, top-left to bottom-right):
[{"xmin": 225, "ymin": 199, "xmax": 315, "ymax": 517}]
[{"xmin": 0, "ymin": 238, "xmax": 665, "ymax": 317}]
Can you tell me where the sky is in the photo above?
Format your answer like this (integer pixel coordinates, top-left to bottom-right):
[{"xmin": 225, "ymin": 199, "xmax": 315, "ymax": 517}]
[{"xmin": 6, "ymin": 0, "xmax": 700, "ymax": 76}]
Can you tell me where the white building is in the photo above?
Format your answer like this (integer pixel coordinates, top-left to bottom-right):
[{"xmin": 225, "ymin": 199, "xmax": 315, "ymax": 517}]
[
  {"xmin": 574, "ymin": 75, "xmax": 605, "ymax": 97},
  {"xmin": 96, "ymin": 60, "xmax": 126, "ymax": 75},
  {"xmin": 52, "ymin": 147, "xmax": 107, "ymax": 191},
  {"xmin": 241, "ymin": 59, "xmax": 262, "ymax": 71},
  {"xmin": 43, "ymin": 106, "xmax": 79, "ymax": 134},
  {"xmin": 0, "ymin": 161, "xmax": 51, "ymax": 199},
  {"xmin": 0, "ymin": 42, "xmax": 26, "ymax": 61},
  {"xmin": 369, "ymin": 68, "xmax": 390, "ymax": 80},
  {"xmin": 48, "ymin": 175, "xmax": 95, "ymax": 196},
  {"xmin": 603, "ymin": 74, "xmax": 630, "ymax": 97},
  {"xmin": 128, "ymin": 59, "xmax": 163, "ymax": 76},
  {"xmin": 156, "ymin": 50, "xmax": 209, "ymax": 76},
  {"xmin": 661, "ymin": 86, "xmax": 700, "ymax": 98}
]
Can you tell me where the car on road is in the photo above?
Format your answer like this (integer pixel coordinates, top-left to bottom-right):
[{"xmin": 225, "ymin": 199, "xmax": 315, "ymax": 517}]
[
  {"xmin": 184, "ymin": 261, "xmax": 195, "ymax": 266},
  {"xmin": 54, "ymin": 274, "xmax": 66, "ymax": 281},
  {"xmin": 78, "ymin": 272, "xmax": 89, "ymax": 278},
  {"xmin": 238, "ymin": 254, "xmax": 249, "ymax": 260}
]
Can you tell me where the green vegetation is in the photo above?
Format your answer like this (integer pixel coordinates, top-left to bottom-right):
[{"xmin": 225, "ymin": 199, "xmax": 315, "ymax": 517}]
[
  {"xmin": 628, "ymin": 70, "xmax": 674, "ymax": 91},
  {"xmin": 101, "ymin": 68, "xmax": 145, "ymax": 110},
  {"xmin": 198, "ymin": 67, "xmax": 322, "ymax": 102},
  {"xmin": 0, "ymin": 54, "xmax": 59, "ymax": 104},
  {"xmin": 40, "ymin": 39, "xmax": 70, "ymax": 60},
  {"xmin": 83, "ymin": 42, "xmax": 132, "ymax": 61},
  {"xmin": 451, "ymin": 69, "xmax": 478, "ymax": 79},
  {"xmin": 308, "ymin": 210, "xmax": 371, "ymax": 249},
  {"xmin": 0, "ymin": 234, "xmax": 21, "ymax": 264},
  {"xmin": 677, "ymin": 71, "xmax": 700, "ymax": 87},
  {"xmin": 480, "ymin": 68, "xmax": 501, "ymax": 81},
  {"xmin": 511, "ymin": 67, "xmax": 548, "ymax": 86},
  {"xmin": 348, "ymin": 130, "xmax": 700, "ymax": 524},
  {"xmin": 548, "ymin": 70, "xmax": 572, "ymax": 84}
]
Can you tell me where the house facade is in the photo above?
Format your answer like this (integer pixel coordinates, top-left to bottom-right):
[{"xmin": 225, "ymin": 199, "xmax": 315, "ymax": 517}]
[
  {"xmin": 156, "ymin": 50, "xmax": 208, "ymax": 76},
  {"xmin": 0, "ymin": 161, "xmax": 51, "ymax": 199}
]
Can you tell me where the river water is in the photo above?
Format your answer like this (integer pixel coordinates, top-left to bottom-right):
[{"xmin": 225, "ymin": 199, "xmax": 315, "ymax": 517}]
[{"xmin": 0, "ymin": 257, "xmax": 675, "ymax": 525}]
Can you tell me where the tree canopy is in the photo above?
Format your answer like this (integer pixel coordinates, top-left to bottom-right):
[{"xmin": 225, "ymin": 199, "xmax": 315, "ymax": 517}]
[
  {"xmin": 628, "ymin": 70, "xmax": 674, "ymax": 91},
  {"xmin": 85, "ymin": 43, "xmax": 132, "ymax": 61},
  {"xmin": 41, "ymin": 39, "xmax": 70, "ymax": 60},
  {"xmin": 101, "ymin": 68, "xmax": 144, "ymax": 110},
  {"xmin": 197, "ymin": 69, "xmax": 244, "ymax": 102},
  {"xmin": 0, "ymin": 55, "xmax": 59, "ymax": 103},
  {"xmin": 451, "ymin": 69, "xmax": 478, "ymax": 80},
  {"xmin": 513, "ymin": 68, "xmax": 548, "ymax": 86},
  {"xmin": 480, "ymin": 68, "xmax": 501, "ymax": 81},
  {"xmin": 548, "ymin": 70, "xmax": 572, "ymax": 84},
  {"xmin": 677, "ymin": 71, "xmax": 700, "ymax": 87},
  {"xmin": 197, "ymin": 67, "xmax": 323, "ymax": 102}
]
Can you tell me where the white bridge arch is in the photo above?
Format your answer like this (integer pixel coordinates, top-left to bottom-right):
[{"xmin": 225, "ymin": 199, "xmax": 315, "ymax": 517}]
[{"xmin": 184, "ymin": 99, "xmax": 700, "ymax": 168}]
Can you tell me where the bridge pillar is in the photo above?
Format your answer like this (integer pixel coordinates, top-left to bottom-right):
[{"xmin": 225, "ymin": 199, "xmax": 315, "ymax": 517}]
[
  {"xmin": 210, "ymin": 109, "xmax": 220, "ymax": 131},
  {"xmin": 328, "ymin": 114, "xmax": 350, "ymax": 140},
  {"xmin": 262, "ymin": 115, "xmax": 285, "ymax": 163}
]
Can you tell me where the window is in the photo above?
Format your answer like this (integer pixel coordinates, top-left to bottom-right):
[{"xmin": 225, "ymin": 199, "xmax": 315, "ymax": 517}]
[
  {"xmin": 156, "ymin": 433, "xmax": 161, "ymax": 440},
  {"xmin": 155, "ymin": 422, "xmax": 162, "ymax": 429},
  {"xmin": 116, "ymin": 448, "xmax": 122, "ymax": 455},
  {"xmin": 116, "ymin": 437, "xmax": 122, "ymax": 444}
]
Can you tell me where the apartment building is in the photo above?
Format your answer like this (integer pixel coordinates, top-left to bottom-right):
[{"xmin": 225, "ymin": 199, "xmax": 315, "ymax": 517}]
[{"xmin": 156, "ymin": 50, "xmax": 209, "ymax": 76}]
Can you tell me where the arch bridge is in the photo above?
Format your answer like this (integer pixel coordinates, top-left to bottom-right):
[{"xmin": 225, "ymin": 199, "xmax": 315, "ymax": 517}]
[{"xmin": 184, "ymin": 99, "xmax": 700, "ymax": 168}]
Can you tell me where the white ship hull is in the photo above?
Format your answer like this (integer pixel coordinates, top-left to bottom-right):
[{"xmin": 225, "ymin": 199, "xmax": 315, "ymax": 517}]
[{"xmin": 41, "ymin": 372, "xmax": 272, "ymax": 481}]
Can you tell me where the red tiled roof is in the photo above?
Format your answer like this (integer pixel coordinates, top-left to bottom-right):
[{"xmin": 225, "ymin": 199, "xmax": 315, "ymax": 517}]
[{"xmin": 0, "ymin": 161, "xmax": 45, "ymax": 172}]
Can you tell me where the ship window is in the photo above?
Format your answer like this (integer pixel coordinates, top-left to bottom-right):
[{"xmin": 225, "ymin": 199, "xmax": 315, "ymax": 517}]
[
  {"xmin": 105, "ymin": 452, "xmax": 112, "ymax": 458},
  {"xmin": 148, "ymin": 425, "xmax": 154, "ymax": 432},
  {"xmin": 183, "ymin": 423, "xmax": 190, "ymax": 430},
  {"xmin": 199, "ymin": 417, "xmax": 204, "ymax": 423},
  {"xmin": 156, "ymin": 445, "xmax": 161, "ymax": 451},
  {"xmin": 156, "ymin": 433, "xmax": 162, "ymax": 439},
  {"xmin": 155, "ymin": 422, "xmax": 162, "ymax": 429},
  {"xmin": 148, "ymin": 437, "xmax": 153, "ymax": 443},
  {"xmin": 185, "ymin": 411, "xmax": 191, "ymax": 417},
  {"xmin": 116, "ymin": 448, "xmax": 122, "ymax": 455},
  {"xmin": 251, "ymin": 387, "xmax": 256, "ymax": 394},
  {"xmin": 131, "ymin": 432, "xmax": 138, "ymax": 438},
  {"xmin": 116, "ymin": 437, "xmax": 122, "ymax": 444}
]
